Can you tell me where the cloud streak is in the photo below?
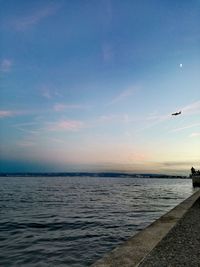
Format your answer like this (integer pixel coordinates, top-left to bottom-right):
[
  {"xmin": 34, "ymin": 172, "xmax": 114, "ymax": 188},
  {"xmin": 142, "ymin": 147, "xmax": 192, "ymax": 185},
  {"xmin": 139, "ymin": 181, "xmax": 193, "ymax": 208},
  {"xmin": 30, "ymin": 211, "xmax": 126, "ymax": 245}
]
[
  {"xmin": 0, "ymin": 110, "xmax": 16, "ymax": 118},
  {"xmin": 170, "ymin": 123, "xmax": 200, "ymax": 133},
  {"xmin": 12, "ymin": 4, "xmax": 60, "ymax": 31},
  {"xmin": 41, "ymin": 87, "xmax": 52, "ymax": 99},
  {"xmin": 98, "ymin": 113, "xmax": 131, "ymax": 124},
  {"xmin": 47, "ymin": 120, "xmax": 84, "ymax": 132},
  {"xmin": 14, "ymin": 125, "xmax": 40, "ymax": 136},
  {"xmin": 190, "ymin": 132, "xmax": 200, "ymax": 137},
  {"xmin": 17, "ymin": 141, "xmax": 36, "ymax": 147},
  {"xmin": 138, "ymin": 100, "xmax": 200, "ymax": 133},
  {"xmin": 182, "ymin": 100, "xmax": 200, "ymax": 115},
  {"xmin": 53, "ymin": 103, "xmax": 90, "ymax": 112},
  {"xmin": 40, "ymin": 86, "xmax": 62, "ymax": 100},
  {"xmin": 109, "ymin": 87, "xmax": 139, "ymax": 105}
]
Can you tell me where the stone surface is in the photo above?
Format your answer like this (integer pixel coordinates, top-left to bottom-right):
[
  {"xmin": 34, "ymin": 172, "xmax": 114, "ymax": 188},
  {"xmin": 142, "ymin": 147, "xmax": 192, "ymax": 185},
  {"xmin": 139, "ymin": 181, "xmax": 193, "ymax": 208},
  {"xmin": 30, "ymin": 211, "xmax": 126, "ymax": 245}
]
[
  {"xmin": 139, "ymin": 196, "xmax": 200, "ymax": 267},
  {"xmin": 91, "ymin": 190, "xmax": 200, "ymax": 267}
]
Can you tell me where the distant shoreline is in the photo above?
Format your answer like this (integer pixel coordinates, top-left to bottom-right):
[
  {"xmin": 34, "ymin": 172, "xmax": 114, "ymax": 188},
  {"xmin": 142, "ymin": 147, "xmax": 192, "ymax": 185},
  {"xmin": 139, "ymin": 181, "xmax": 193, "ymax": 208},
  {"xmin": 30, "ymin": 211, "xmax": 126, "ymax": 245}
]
[{"xmin": 0, "ymin": 172, "xmax": 189, "ymax": 179}]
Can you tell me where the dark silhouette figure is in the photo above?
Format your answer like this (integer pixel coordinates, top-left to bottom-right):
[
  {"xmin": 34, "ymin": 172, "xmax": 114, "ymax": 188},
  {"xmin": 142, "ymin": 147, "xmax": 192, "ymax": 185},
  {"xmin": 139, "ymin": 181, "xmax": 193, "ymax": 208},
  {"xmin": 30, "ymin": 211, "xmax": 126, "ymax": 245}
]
[
  {"xmin": 191, "ymin": 167, "xmax": 196, "ymax": 174},
  {"xmin": 172, "ymin": 111, "xmax": 181, "ymax": 116}
]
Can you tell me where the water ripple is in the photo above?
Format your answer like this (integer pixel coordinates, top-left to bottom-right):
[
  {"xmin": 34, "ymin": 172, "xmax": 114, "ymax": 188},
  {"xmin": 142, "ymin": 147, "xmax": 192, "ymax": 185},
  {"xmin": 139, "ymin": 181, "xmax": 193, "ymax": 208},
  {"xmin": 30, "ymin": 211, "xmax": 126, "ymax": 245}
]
[{"xmin": 0, "ymin": 176, "xmax": 193, "ymax": 266}]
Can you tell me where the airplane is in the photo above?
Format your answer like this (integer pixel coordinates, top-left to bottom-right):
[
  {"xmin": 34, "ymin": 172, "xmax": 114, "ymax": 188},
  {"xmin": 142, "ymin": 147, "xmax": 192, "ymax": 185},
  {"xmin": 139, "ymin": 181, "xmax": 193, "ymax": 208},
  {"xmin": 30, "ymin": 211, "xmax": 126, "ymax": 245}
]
[{"xmin": 172, "ymin": 111, "xmax": 181, "ymax": 116}]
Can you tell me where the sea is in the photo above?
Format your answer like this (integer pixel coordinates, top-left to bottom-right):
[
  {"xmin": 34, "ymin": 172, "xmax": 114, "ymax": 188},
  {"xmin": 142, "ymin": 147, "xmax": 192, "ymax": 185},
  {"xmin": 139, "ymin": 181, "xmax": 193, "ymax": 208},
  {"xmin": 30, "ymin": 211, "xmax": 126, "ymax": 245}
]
[{"xmin": 0, "ymin": 176, "xmax": 194, "ymax": 267}]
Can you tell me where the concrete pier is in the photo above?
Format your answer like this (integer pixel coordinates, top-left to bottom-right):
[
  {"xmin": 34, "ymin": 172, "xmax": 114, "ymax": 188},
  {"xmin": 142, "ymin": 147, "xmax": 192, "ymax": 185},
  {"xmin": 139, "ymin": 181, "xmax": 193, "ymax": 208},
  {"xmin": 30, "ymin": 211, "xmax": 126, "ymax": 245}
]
[{"xmin": 91, "ymin": 189, "xmax": 200, "ymax": 267}]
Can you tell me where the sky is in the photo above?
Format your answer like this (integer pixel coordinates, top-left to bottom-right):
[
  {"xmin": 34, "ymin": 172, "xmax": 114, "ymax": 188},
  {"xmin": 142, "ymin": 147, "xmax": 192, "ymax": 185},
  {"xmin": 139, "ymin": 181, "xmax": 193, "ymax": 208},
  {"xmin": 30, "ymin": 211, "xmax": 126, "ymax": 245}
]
[{"xmin": 0, "ymin": 0, "xmax": 200, "ymax": 175}]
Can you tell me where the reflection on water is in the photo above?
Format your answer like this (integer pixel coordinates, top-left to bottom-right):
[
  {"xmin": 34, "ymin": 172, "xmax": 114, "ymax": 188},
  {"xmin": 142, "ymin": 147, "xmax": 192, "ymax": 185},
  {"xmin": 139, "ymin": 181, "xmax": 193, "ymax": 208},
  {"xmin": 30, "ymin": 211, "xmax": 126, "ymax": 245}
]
[{"xmin": 0, "ymin": 176, "xmax": 193, "ymax": 266}]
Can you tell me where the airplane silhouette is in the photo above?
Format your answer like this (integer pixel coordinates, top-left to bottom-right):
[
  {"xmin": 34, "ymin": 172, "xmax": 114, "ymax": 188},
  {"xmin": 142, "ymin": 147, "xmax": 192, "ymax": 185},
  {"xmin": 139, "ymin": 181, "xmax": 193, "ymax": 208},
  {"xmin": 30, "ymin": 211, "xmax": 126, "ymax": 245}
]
[{"xmin": 172, "ymin": 111, "xmax": 181, "ymax": 116}]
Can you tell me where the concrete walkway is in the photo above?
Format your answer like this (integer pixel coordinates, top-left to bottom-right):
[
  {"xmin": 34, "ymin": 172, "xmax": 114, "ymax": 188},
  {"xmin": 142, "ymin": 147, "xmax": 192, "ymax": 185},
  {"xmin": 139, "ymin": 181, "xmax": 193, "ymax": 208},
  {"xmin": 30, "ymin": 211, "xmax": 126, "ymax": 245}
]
[
  {"xmin": 139, "ymin": 196, "xmax": 200, "ymax": 267},
  {"xmin": 91, "ymin": 190, "xmax": 200, "ymax": 267}
]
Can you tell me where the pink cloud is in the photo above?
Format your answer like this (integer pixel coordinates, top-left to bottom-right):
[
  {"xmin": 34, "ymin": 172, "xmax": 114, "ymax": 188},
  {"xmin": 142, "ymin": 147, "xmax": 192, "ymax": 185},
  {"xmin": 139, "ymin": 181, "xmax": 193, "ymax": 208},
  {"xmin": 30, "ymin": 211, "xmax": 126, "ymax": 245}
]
[
  {"xmin": 129, "ymin": 151, "xmax": 151, "ymax": 162},
  {"xmin": 48, "ymin": 120, "xmax": 84, "ymax": 131},
  {"xmin": 0, "ymin": 110, "xmax": 15, "ymax": 118},
  {"xmin": 54, "ymin": 103, "xmax": 89, "ymax": 111}
]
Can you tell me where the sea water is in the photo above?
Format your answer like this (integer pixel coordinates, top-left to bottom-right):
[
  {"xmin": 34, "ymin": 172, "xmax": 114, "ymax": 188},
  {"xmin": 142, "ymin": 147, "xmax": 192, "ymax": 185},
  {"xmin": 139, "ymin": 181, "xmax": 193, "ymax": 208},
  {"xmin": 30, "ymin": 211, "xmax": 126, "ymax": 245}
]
[{"xmin": 0, "ymin": 176, "xmax": 194, "ymax": 266}]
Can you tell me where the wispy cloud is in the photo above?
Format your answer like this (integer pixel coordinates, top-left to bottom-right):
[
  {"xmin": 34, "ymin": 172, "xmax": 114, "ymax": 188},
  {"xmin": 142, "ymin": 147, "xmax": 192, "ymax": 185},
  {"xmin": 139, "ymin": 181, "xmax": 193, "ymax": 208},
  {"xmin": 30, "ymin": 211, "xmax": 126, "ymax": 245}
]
[
  {"xmin": 41, "ymin": 87, "xmax": 52, "ymax": 99},
  {"xmin": 0, "ymin": 110, "xmax": 16, "ymax": 118},
  {"xmin": 135, "ymin": 112, "xmax": 170, "ymax": 132},
  {"xmin": 146, "ymin": 113, "xmax": 170, "ymax": 123},
  {"xmin": 41, "ymin": 86, "xmax": 62, "ymax": 100},
  {"xmin": 0, "ymin": 59, "xmax": 13, "ymax": 73},
  {"xmin": 47, "ymin": 137, "xmax": 65, "ymax": 144},
  {"xmin": 14, "ymin": 125, "xmax": 40, "ymax": 136},
  {"xmin": 99, "ymin": 113, "xmax": 131, "ymax": 123},
  {"xmin": 109, "ymin": 87, "xmax": 139, "ymax": 105},
  {"xmin": 12, "ymin": 4, "xmax": 60, "ymax": 31},
  {"xmin": 190, "ymin": 132, "xmax": 200, "ymax": 138},
  {"xmin": 160, "ymin": 161, "xmax": 198, "ymax": 168},
  {"xmin": 47, "ymin": 120, "xmax": 84, "ymax": 132},
  {"xmin": 17, "ymin": 141, "xmax": 36, "ymax": 147},
  {"xmin": 53, "ymin": 103, "xmax": 90, "ymax": 112},
  {"xmin": 98, "ymin": 111, "xmax": 170, "ymax": 131},
  {"xmin": 182, "ymin": 100, "xmax": 200, "ymax": 115},
  {"xmin": 170, "ymin": 123, "xmax": 200, "ymax": 133}
]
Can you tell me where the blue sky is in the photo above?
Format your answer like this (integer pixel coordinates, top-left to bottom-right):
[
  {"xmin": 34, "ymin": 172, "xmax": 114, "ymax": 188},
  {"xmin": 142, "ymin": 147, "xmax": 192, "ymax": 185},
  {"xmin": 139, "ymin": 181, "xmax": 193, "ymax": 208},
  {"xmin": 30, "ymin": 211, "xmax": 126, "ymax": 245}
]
[{"xmin": 0, "ymin": 0, "xmax": 200, "ymax": 174}]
